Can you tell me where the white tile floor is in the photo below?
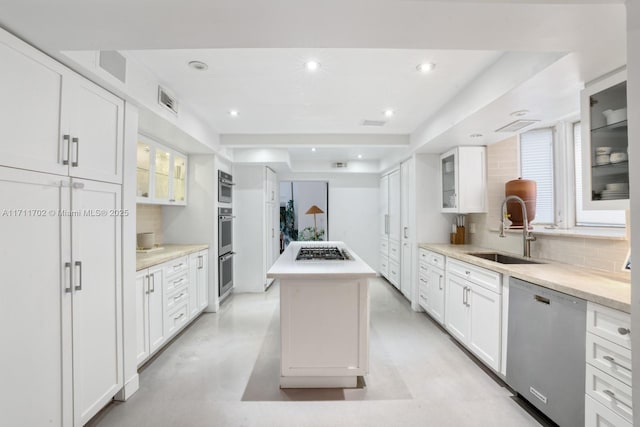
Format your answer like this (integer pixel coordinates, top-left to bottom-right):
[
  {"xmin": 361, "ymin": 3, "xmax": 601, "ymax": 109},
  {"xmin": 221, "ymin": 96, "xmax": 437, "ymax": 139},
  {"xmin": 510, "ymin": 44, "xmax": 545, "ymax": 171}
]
[{"xmin": 88, "ymin": 278, "xmax": 548, "ymax": 427}]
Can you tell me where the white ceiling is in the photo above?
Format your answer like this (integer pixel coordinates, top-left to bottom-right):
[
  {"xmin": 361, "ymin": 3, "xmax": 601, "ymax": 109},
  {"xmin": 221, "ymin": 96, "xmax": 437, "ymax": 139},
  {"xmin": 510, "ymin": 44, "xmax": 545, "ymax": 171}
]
[
  {"xmin": 0, "ymin": 0, "xmax": 628, "ymax": 167},
  {"xmin": 126, "ymin": 48, "xmax": 502, "ymax": 134}
]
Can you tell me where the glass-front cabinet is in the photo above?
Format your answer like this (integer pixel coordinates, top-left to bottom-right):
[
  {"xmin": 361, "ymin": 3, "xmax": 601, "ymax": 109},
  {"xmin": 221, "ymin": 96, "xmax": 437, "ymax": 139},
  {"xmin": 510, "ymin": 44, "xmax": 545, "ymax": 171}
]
[
  {"xmin": 136, "ymin": 135, "xmax": 188, "ymax": 205},
  {"xmin": 581, "ymin": 69, "xmax": 629, "ymax": 210},
  {"xmin": 440, "ymin": 146, "xmax": 487, "ymax": 214},
  {"xmin": 441, "ymin": 152, "xmax": 456, "ymax": 210}
]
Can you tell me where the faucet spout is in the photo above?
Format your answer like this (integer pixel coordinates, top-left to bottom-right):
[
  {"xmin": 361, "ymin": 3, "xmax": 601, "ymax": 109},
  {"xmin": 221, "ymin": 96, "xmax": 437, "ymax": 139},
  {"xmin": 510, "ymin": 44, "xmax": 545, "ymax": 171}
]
[{"xmin": 499, "ymin": 195, "xmax": 535, "ymax": 257}]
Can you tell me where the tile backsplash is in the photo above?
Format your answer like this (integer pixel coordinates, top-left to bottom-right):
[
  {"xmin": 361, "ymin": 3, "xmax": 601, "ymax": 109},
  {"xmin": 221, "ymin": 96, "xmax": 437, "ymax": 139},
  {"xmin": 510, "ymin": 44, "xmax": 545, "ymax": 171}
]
[
  {"xmin": 136, "ymin": 204, "xmax": 163, "ymax": 244},
  {"xmin": 468, "ymin": 136, "xmax": 629, "ymax": 274}
]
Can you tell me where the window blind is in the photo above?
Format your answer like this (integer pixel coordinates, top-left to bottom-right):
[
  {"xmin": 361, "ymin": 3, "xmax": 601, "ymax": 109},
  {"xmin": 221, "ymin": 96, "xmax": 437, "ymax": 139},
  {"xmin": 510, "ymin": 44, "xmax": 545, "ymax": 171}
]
[{"xmin": 520, "ymin": 128, "xmax": 554, "ymax": 224}]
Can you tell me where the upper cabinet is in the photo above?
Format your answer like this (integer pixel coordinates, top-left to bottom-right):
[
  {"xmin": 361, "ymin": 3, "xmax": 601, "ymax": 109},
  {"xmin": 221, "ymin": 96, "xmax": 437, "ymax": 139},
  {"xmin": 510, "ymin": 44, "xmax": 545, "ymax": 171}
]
[
  {"xmin": 0, "ymin": 31, "xmax": 124, "ymax": 184},
  {"xmin": 137, "ymin": 135, "xmax": 188, "ymax": 205},
  {"xmin": 440, "ymin": 146, "xmax": 487, "ymax": 213},
  {"xmin": 581, "ymin": 70, "xmax": 629, "ymax": 210}
]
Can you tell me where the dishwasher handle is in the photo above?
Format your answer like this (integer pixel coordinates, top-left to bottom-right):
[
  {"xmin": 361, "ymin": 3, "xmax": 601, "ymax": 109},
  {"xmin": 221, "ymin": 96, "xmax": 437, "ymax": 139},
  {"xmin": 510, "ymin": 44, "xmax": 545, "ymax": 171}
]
[{"xmin": 534, "ymin": 294, "xmax": 550, "ymax": 305}]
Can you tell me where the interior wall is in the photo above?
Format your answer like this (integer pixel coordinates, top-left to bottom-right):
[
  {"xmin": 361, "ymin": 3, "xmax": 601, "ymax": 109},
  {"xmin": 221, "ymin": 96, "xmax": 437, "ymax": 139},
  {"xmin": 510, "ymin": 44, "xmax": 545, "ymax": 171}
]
[
  {"xmin": 278, "ymin": 172, "xmax": 380, "ymax": 271},
  {"xmin": 468, "ymin": 135, "xmax": 629, "ymax": 273},
  {"xmin": 136, "ymin": 204, "xmax": 163, "ymax": 244}
]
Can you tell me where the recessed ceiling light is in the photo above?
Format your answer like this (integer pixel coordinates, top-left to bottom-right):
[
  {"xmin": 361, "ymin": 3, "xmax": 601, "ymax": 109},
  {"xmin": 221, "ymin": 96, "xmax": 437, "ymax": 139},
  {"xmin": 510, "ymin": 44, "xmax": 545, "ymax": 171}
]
[
  {"xmin": 416, "ymin": 62, "xmax": 436, "ymax": 73},
  {"xmin": 305, "ymin": 60, "xmax": 320, "ymax": 72},
  {"xmin": 188, "ymin": 60, "xmax": 208, "ymax": 71},
  {"xmin": 311, "ymin": 147, "xmax": 316, "ymax": 152},
  {"xmin": 229, "ymin": 110, "xmax": 239, "ymax": 117},
  {"xmin": 510, "ymin": 109, "xmax": 529, "ymax": 117},
  {"xmin": 384, "ymin": 109, "xmax": 395, "ymax": 118},
  {"xmin": 470, "ymin": 133, "xmax": 483, "ymax": 138},
  {"xmin": 357, "ymin": 154, "xmax": 363, "ymax": 159}
]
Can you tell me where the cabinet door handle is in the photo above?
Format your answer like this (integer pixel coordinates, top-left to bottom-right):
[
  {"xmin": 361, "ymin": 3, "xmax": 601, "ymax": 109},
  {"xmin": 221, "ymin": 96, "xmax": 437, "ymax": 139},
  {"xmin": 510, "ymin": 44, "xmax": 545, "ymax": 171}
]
[
  {"xmin": 618, "ymin": 327, "xmax": 631, "ymax": 335},
  {"xmin": 438, "ymin": 275, "xmax": 443, "ymax": 290},
  {"xmin": 62, "ymin": 134, "xmax": 70, "ymax": 165},
  {"xmin": 272, "ymin": 228, "xmax": 274, "ymax": 238},
  {"xmin": 603, "ymin": 355, "xmax": 631, "ymax": 371},
  {"xmin": 74, "ymin": 261, "xmax": 82, "ymax": 291},
  {"xmin": 462, "ymin": 286, "xmax": 467, "ymax": 305},
  {"xmin": 64, "ymin": 262, "xmax": 72, "ymax": 293},
  {"xmin": 144, "ymin": 275, "xmax": 150, "ymax": 294},
  {"xmin": 71, "ymin": 137, "xmax": 79, "ymax": 167},
  {"xmin": 404, "ymin": 227, "xmax": 408, "ymax": 239},
  {"xmin": 150, "ymin": 273, "xmax": 155, "ymax": 293}
]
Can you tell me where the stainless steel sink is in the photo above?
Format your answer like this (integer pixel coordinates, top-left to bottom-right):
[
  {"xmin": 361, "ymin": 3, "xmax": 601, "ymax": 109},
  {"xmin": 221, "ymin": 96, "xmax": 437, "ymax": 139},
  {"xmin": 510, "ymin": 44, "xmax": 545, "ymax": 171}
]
[{"xmin": 467, "ymin": 252, "xmax": 544, "ymax": 265}]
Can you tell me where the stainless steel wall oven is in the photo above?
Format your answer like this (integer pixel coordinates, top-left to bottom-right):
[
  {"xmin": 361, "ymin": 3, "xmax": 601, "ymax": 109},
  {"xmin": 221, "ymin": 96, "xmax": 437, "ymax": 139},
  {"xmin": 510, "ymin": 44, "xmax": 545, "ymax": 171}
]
[
  {"xmin": 218, "ymin": 171, "xmax": 234, "ymax": 203},
  {"xmin": 218, "ymin": 207, "xmax": 234, "ymax": 298}
]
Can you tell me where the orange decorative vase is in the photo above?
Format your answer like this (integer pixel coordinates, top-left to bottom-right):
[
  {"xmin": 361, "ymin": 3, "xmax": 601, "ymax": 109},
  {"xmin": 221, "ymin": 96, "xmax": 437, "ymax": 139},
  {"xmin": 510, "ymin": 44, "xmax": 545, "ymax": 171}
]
[{"xmin": 505, "ymin": 178, "xmax": 536, "ymax": 228}]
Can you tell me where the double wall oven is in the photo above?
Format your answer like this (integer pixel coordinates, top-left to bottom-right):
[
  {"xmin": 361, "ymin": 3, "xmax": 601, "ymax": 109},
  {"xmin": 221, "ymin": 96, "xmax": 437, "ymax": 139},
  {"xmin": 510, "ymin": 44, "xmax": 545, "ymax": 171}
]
[{"xmin": 218, "ymin": 206, "xmax": 234, "ymax": 298}]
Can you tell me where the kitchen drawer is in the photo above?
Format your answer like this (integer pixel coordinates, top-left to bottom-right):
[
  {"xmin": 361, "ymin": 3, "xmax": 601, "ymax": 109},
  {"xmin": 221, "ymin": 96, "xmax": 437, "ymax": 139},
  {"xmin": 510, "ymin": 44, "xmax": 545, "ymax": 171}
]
[
  {"xmin": 447, "ymin": 258, "xmax": 501, "ymax": 294},
  {"xmin": 163, "ymin": 256, "xmax": 189, "ymax": 279},
  {"xmin": 586, "ymin": 364, "xmax": 633, "ymax": 423},
  {"xmin": 418, "ymin": 274, "xmax": 428, "ymax": 310},
  {"xmin": 380, "ymin": 238, "xmax": 389, "ymax": 255},
  {"xmin": 587, "ymin": 303, "xmax": 631, "ymax": 350},
  {"xmin": 419, "ymin": 249, "xmax": 445, "ymax": 269},
  {"xmin": 166, "ymin": 303, "xmax": 189, "ymax": 338},
  {"xmin": 586, "ymin": 394, "xmax": 632, "ymax": 427},
  {"xmin": 165, "ymin": 271, "xmax": 188, "ymax": 295},
  {"xmin": 380, "ymin": 256, "xmax": 389, "ymax": 277},
  {"xmin": 388, "ymin": 260, "xmax": 400, "ymax": 286},
  {"xmin": 587, "ymin": 333, "xmax": 632, "ymax": 387},
  {"xmin": 388, "ymin": 240, "xmax": 400, "ymax": 262},
  {"xmin": 166, "ymin": 286, "xmax": 189, "ymax": 313}
]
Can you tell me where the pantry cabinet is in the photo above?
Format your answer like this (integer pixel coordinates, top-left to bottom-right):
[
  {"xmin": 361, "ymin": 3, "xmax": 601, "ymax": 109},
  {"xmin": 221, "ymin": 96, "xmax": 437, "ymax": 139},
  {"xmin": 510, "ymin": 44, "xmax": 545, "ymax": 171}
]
[
  {"xmin": 380, "ymin": 169, "xmax": 401, "ymax": 288},
  {"xmin": 136, "ymin": 136, "xmax": 188, "ymax": 205},
  {"xmin": 580, "ymin": 69, "xmax": 629, "ymax": 210},
  {"xmin": 0, "ymin": 31, "xmax": 124, "ymax": 184},
  {"xmin": 440, "ymin": 147, "xmax": 487, "ymax": 213},
  {"xmin": 0, "ymin": 167, "xmax": 123, "ymax": 426}
]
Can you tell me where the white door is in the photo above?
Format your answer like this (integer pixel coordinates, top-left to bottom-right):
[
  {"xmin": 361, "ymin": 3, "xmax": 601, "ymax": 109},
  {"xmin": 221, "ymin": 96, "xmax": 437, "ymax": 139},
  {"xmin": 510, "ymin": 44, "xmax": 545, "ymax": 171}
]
[
  {"xmin": 197, "ymin": 251, "xmax": 209, "ymax": 311},
  {"xmin": 0, "ymin": 168, "xmax": 72, "ymax": 427},
  {"xmin": 427, "ymin": 268, "xmax": 445, "ymax": 325},
  {"xmin": 71, "ymin": 179, "xmax": 122, "ymax": 425},
  {"xmin": 379, "ymin": 175, "xmax": 388, "ymax": 237},
  {"xmin": 135, "ymin": 270, "xmax": 150, "ymax": 364},
  {"xmin": 68, "ymin": 77, "xmax": 124, "ymax": 184},
  {"xmin": 188, "ymin": 254, "xmax": 199, "ymax": 318},
  {"xmin": 445, "ymin": 275, "xmax": 469, "ymax": 343},
  {"xmin": 388, "ymin": 170, "xmax": 401, "ymax": 241},
  {"xmin": 468, "ymin": 284, "xmax": 501, "ymax": 371},
  {"xmin": 0, "ymin": 36, "xmax": 69, "ymax": 176},
  {"xmin": 148, "ymin": 267, "xmax": 165, "ymax": 353}
]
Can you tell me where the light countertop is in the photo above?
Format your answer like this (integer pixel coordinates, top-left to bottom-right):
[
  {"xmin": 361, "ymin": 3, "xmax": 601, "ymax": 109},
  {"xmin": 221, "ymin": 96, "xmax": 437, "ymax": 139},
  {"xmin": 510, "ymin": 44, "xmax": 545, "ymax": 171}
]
[
  {"xmin": 136, "ymin": 244, "xmax": 209, "ymax": 271},
  {"xmin": 267, "ymin": 241, "xmax": 377, "ymax": 279},
  {"xmin": 419, "ymin": 243, "xmax": 631, "ymax": 313}
]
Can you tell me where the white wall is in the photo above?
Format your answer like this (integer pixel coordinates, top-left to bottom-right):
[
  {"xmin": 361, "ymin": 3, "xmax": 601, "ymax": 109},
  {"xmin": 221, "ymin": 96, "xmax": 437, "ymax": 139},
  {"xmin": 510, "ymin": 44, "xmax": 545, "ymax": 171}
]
[
  {"xmin": 292, "ymin": 181, "xmax": 328, "ymax": 239},
  {"xmin": 279, "ymin": 172, "xmax": 380, "ymax": 271},
  {"xmin": 627, "ymin": 0, "xmax": 639, "ymax": 422},
  {"xmin": 415, "ymin": 154, "xmax": 451, "ymax": 244}
]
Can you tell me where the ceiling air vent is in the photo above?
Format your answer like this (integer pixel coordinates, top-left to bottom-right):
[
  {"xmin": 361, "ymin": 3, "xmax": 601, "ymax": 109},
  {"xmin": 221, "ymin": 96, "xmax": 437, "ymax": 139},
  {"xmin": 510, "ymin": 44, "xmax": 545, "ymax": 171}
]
[
  {"xmin": 362, "ymin": 120, "xmax": 386, "ymax": 127},
  {"xmin": 495, "ymin": 119, "xmax": 539, "ymax": 133},
  {"xmin": 158, "ymin": 86, "xmax": 178, "ymax": 115},
  {"xmin": 333, "ymin": 162, "xmax": 348, "ymax": 168}
]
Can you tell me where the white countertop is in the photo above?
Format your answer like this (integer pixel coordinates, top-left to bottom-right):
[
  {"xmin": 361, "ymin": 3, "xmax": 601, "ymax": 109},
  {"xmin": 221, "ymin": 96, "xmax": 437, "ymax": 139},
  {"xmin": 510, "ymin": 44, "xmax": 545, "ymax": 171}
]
[
  {"xmin": 136, "ymin": 244, "xmax": 208, "ymax": 271},
  {"xmin": 267, "ymin": 241, "xmax": 377, "ymax": 279},
  {"xmin": 419, "ymin": 243, "xmax": 631, "ymax": 313}
]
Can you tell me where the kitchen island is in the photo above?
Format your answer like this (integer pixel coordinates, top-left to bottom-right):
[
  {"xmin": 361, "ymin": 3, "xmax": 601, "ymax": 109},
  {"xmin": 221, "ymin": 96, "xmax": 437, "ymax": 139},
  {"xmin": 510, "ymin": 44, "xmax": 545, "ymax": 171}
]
[{"xmin": 267, "ymin": 241, "xmax": 376, "ymax": 388}]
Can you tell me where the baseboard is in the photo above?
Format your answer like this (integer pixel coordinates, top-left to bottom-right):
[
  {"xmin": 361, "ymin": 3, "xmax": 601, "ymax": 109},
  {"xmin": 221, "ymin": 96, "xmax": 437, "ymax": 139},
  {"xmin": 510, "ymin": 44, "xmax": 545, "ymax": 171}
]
[{"xmin": 114, "ymin": 373, "xmax": 139, "ymax": 401}]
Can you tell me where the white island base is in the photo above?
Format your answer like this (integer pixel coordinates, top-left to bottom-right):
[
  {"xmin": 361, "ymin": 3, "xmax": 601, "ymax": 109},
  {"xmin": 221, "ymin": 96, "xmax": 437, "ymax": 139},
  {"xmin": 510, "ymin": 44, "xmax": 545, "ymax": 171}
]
[{"xmin": 268, "ymin": 242, "xmax": 376, "ymax": 389}]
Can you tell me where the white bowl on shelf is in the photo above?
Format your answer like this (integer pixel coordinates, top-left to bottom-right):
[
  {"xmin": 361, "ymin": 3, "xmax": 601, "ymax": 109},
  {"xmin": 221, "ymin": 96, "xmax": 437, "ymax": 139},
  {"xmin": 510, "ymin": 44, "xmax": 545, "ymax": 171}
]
[
  {"xmin": 595, "ymin": 154, "xmax": 610, "ymax": 165},
  {"xmin": 602, "ymin": 108, "xmax": 627, "ymax": 125},
  {"xmin": 595, "ymin": 146, "xmax": 612, "ymax": 155},
  {"xmin": 610, "ymin": 152, "xmax": 628, "ymax": 163},
  {"xmin": 606, "ymin": 182, "xmax": 629, "ymax": 191}
]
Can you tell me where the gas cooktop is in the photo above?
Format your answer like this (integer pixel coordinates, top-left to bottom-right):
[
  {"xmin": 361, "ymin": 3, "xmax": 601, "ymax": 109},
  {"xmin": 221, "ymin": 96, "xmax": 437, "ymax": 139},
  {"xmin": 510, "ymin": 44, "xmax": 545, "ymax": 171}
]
[{"xmin": 295, "ymin": 246, "xmax": 352, "ymax": 261}]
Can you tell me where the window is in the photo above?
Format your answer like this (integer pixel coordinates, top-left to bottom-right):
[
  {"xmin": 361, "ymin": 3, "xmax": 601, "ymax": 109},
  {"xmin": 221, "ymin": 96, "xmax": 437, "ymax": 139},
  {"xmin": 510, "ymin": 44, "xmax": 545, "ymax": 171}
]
[
  {"xmin": 520, "ymin": 128, "xmax": 555, "ymax": 224},
  {"xmin": 573, "ymin": 122, "xmax": 625, "ymax": 226}
]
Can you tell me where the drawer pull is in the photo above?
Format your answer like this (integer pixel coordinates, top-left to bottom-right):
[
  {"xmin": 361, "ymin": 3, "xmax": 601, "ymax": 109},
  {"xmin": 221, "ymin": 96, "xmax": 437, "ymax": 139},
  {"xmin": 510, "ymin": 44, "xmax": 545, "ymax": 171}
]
[
  {"xmin": 465, "ymin": 271, "xmax": 470, "ymax": 276},
  {"xmin": 603, "ymin": 355, "xmax": 631, "ymax": 371},
  {"xmin": 432, "ymin": 257, "xmax": 438, "ymax": 263},
  {"xmin": 174, "ymin": 313, "xmax": 185, "ymax": 321},
  {"xmin": 617, "ymin": 327, "xmax": 631, "ymax": 335},
  {"xmin": 534, "ymin": 295, "xmax": 550, "ymax": 305},
  {"xmin": 173, "ymin": 263, "xmax": 185, "ymax": 269},
  {"xmin": 419, "ymin": 278, "xmax": 427, "ymax": 283},
  {"xmin": 173, "ymin": 278, "xmax": 185, "ymax": 286},
  {"xmin": 174, "ymin": 292, "xmax": 185, "ymax": 301},
  {"xmin": 391, "ymin": 270, "xmax": 397, "ymax": 275}
]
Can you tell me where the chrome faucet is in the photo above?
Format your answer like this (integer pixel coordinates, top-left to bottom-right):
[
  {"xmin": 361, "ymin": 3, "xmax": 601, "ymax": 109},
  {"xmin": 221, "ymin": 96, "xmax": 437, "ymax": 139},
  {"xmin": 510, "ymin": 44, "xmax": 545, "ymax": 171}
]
[{"xmin": 499, "ymin": 195, "xmax": 536, "ymax": 257}]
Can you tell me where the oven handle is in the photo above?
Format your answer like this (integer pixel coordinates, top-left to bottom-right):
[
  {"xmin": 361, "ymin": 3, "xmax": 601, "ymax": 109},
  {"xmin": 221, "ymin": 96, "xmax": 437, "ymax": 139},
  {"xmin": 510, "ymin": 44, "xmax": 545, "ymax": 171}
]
[
  {"xmin": 219, "ymin": 179, "xmax": 235, "ymax": 185},
  {"xmin": 218, "ymin": 215, "xmax": 235, "ymax": 220},
  {"xmin": 220, "ymin": 252, "xmax": 236, "ymax": 262}
]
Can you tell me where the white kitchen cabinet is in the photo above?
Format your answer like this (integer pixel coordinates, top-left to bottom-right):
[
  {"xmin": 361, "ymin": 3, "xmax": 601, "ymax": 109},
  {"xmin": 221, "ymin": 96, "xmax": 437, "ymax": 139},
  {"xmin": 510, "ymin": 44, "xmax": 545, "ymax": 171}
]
[
  {"xmin": 379, "ymin": 169, "xmax": 401, "ymax": 289},
  {"xmin": 0, "ymin": 31, "xmax": 123, "ymax": 184},
  {"xmin": 580, "ymin": 69, "xmax": 629, "ymax": 210},
  {"xmin": 0, "ymin": 167, "xmax": 124, "ymax": 427},
  {"xmin": 445, "ymin": 258, "xmax": 502, "ymax": 371},
  {"xmin": 164, "ymin": 260, "xmax": 190, "ymax": 338},
  {"xmin": 418, "ymin": 249, "xmax": 446, "ymax": 326},
  {"xmin": 584, "ymin": 302, "xmax": 633, "ymax": 426},
  {"xmin": 265, "ymin": 167, "xmax": 280, "ymax": 288},
  {"xmin": 189, "ymin": 249, "xmax": 209, "ymax": 317},
  {"xmin": 136, "ymin": 135, "xmax": 188, "ymax": 205},
  {"xmin": 440, "ymin": 146, "xmax": 487, "ymax": 213},
  {"xmin": 135, "ymin": 267, "xmax": 165, "ymax": 366},
  {"xmin": 400, "ymin": 159, "xmax": 414, "ymax": 299}
]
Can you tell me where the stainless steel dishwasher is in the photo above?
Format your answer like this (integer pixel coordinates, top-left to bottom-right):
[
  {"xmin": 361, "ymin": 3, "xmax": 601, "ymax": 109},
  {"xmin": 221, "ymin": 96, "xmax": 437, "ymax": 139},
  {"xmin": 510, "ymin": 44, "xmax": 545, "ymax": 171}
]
[{"xmin": 507, "ymin": 277, "xmax": 586, "ymax": 427}]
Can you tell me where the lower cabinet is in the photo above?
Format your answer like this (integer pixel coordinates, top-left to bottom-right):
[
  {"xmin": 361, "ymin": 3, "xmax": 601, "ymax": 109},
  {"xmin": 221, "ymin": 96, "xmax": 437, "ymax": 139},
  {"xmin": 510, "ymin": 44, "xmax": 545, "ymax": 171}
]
[
  {"xmin": 136, "ymin": 249, "xmax": 209, "ymax": 368},
  {"xmin": 445, "ymin": 259, "xmax": 502, "ymax": 372},
  {"xmin": 418, "ymin": 249, "xmax": 445, "ymax": 326}
]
